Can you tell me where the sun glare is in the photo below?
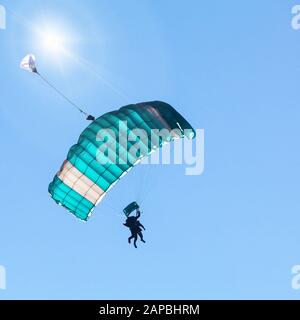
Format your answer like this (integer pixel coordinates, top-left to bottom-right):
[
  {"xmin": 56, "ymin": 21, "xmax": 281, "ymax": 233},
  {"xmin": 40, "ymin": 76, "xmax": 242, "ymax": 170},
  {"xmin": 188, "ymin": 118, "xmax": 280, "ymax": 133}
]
[
  {"xmin": 34, "ymin": 20, "xmax": 80, "ymax": 69},
  {"xmin": 41, "ymin": 31, "xmax": 65, "ymax": 53}
]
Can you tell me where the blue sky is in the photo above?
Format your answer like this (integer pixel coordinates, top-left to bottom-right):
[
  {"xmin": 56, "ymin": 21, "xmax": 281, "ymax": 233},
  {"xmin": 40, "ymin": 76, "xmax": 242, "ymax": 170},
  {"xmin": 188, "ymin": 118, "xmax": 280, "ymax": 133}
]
[{"xmin": 0, "ymin": 0, "xmax": 300, "ymax": 299}]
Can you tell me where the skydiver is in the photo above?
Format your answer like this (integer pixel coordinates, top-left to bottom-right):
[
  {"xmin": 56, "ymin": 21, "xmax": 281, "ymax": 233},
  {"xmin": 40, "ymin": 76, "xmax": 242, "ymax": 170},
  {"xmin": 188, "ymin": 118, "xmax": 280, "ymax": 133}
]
[{"xmin": 123, "ymin": 209, "xmax": 146, "ymax": 248}]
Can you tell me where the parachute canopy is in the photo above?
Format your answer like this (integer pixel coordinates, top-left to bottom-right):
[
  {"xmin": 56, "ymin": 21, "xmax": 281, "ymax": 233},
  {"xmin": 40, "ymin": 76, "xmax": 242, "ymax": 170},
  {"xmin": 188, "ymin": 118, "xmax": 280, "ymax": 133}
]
[
  {"xmin": 48, "ymin": 101, "xmax": 196, "ymax": 221},
  {"xmin": 20, "ymin": 54, "xmax": 37, "ymax": 73}
]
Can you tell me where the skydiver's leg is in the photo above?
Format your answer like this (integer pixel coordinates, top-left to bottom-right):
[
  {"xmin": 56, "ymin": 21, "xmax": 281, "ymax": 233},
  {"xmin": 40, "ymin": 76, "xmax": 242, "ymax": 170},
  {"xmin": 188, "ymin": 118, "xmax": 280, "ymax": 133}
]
[
  {"xmin": 138, "ymin": 231, "xmax": 145, "ymax": 243},
  {"xmin": 128, "ymin": 229, "xmax": 136, "ymax": 243},
  {"xmin": 133, "ymin": 235, "xmax": 138, "ymax": 248}
]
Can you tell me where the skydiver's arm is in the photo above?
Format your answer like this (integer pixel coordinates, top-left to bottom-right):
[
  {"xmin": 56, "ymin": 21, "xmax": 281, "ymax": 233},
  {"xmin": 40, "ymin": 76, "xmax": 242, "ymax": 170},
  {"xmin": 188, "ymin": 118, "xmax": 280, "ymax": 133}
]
[
  {"xmin": 136, "ymin": 210, "xmax": 141, "ymax": 219},
  {"xmin": 139, "ymin": 223, "xmax": 145, "ymax": 230}
]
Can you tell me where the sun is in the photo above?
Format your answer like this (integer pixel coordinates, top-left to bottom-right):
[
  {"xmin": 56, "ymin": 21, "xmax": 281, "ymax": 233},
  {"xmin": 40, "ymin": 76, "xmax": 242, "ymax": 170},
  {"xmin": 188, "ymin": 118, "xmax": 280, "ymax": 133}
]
[
  {"xmin": 41, "ymin": 31, "xmax": 66, "ymax": 53},
  {"xmin": 33, "ymin": 20, "xmax": 79, "ymax": 67}
]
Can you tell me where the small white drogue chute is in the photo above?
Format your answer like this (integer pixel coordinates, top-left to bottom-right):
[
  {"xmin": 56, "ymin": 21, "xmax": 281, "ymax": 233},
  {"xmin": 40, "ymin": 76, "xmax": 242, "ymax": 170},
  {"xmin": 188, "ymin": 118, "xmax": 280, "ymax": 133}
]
[
  {"xmin": 20, "ymin": 53, "xmax": 95, "ymax": 120},
  {"xmin": 20, "ymin": 54, "xmax": 38, "ymax": 73}
]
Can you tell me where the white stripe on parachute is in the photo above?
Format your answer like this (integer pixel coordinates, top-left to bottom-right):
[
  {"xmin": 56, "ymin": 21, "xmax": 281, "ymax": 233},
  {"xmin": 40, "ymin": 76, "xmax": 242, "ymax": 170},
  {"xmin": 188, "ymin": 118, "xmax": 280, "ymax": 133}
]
[{"xmin": 57, "ymin": 160, "xmax": 105, "ymax": 205}]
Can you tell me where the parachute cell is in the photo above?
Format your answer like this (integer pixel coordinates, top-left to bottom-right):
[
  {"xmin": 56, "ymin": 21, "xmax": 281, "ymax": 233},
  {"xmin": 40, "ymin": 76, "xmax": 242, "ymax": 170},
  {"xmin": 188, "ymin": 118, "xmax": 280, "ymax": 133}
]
[{"xmin": 48, "ymin": 101, "xmax": 195, "ymax": 220}]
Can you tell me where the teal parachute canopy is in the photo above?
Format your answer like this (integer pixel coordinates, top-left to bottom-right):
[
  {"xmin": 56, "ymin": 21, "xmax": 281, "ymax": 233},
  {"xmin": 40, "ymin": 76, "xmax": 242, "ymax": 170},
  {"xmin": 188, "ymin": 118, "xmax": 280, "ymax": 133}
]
[{"xmin": 48, "ymin": 101, "xmax": 195, "ymax": 220}]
